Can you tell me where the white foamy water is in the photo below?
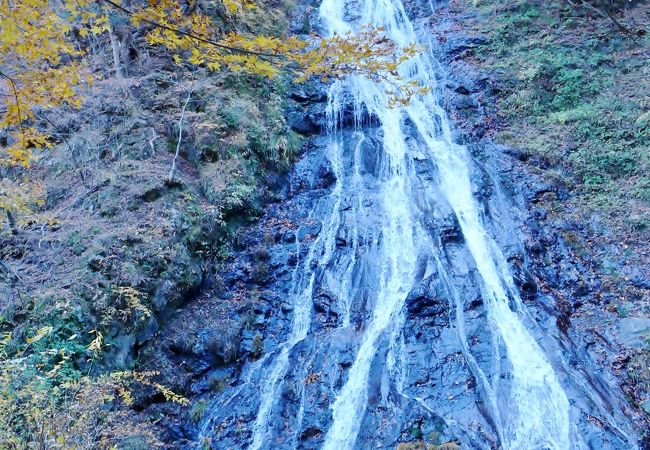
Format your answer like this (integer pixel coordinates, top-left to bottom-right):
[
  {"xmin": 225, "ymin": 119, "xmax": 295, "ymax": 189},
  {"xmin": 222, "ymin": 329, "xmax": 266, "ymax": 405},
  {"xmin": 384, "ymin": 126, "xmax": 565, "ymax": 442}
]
[
  {"xmin": 249, "ymin": 137, "xmax": 345, "ymax": 450},
  {"xmin": 318, "ymin": 0, "xmax": 572, "ymax": 448}
]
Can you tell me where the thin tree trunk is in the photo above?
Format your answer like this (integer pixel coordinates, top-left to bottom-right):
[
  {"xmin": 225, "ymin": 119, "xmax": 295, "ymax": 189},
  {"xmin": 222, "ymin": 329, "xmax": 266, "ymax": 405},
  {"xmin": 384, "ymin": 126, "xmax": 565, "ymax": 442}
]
[
  {"xmin": 109, "ymin": 20, "xmax": 125, "ymax": 79},
  {"xmin": 563, "ymin": 0, "xmax": 630, "ymax": 32},
  {"xmin": 583, "ymin": 0, "xmax": 629, "ymax": 31},
  {"xmin": 5, "ymin": 209, "xmax": 17, "ymax": 235},
  {"xmin": 167, "ymin": 88, "xmax": 193, "ymax": 184}
]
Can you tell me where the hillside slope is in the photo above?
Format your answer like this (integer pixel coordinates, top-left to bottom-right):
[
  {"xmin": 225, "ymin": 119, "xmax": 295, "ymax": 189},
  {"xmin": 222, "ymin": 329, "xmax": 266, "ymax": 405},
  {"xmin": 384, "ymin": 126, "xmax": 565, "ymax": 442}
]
[{"xmin": 1, "ymin": 0, "xmax": 648, "ymax": 448}]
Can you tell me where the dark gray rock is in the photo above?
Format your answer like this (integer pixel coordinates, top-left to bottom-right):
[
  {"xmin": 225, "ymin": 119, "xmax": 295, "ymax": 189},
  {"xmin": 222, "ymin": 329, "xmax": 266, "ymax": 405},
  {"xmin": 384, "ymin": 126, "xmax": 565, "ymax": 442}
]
[{"xmin": 287, "ymin": 109, "xmax": 319, "ymax": 135}]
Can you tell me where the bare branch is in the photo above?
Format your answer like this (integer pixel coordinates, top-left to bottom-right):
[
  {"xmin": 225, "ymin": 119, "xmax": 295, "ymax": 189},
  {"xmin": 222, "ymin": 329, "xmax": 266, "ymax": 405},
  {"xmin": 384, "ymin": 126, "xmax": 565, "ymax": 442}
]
[
  {"xmin": 167, "ymin": 86, "xmax": 194, "ymax": 184},
  {"xmin": 97, "ymin": 0, "xmax": 286, "ymax": 59},
  {"xmin": 562, "ymin": 0, "xmax": 631, "ymax": 32},
  {"xmin": 0, "ymin": 69, "xmax": 26, "ymax": 146}
]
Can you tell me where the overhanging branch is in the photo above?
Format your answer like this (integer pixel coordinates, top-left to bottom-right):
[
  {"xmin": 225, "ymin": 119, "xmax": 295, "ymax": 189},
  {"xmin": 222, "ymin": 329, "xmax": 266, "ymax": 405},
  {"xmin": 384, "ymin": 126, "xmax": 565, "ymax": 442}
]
[{"xmin": 97, "ymin": 0, "xmax": 287, "ymax": 59}]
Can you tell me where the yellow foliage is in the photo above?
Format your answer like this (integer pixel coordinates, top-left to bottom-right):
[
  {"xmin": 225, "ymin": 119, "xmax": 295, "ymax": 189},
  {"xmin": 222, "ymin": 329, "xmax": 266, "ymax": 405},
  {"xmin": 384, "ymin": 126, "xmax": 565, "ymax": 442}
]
[
  {"xmin": 0, "ymin": 327, "xmax": 181, "ymax": 447},
  {"xmin": 0, "ymin": 177, "xmax": 45, "ymax": 227},
  {"xmin": 1, "ymin": 0, "xmax": 423, "ymax": 170},
  {"xmin": 0, "ymin": 332, "xmax": 11, "ymax": 355},
  {"xmin": 117, "ymin": 385, "xmax": 134, "ymax": 406},
  {"xmin": 0, "ymin": 360, "xmax": 166, "ymax": 448},
  {"xmin": 112, "ymin": 370, "xmax": 190, "ymax": 406},
  {"xmin": 0, "ymin": 0, "xmax": 425, "ymax": 235},
  {"xmin": 112, "ymin": 286, "xmax": 153, "ymax": 323},
  {"xmin": 0, "ymin": 0, "xmax": 90, "ymax": 167},
  {"xmin": 25, "ymin": 326, "xmax": 53, "ymax": 345},
  {"xmin": 87, "ymin": 330, "xmax": 104, "ymax": 357}
]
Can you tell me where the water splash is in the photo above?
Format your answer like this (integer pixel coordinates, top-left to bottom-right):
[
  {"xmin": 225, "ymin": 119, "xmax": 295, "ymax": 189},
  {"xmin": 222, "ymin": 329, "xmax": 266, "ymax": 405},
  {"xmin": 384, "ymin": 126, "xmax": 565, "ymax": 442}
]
[{"xmin": 249, "ymin": 139, "xmax": 345, "ymax": 449}]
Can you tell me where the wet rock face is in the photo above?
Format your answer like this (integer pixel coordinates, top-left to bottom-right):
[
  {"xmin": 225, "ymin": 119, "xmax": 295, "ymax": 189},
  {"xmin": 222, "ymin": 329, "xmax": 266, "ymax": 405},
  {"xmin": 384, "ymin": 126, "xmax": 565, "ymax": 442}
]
[
  {"xmin": 405, "ymin": 279, "xmax": 449, "ymax": 324},
  {"xmin": 186, "ymin": 106, "xmax": 505, "ymax": 450},
  {"xmin": 149, "ymin": 1, "xmax": 645, "ymax": 448},
  {"xmin": 287, "ymin": 109, "xmax": 320, "ymax": 135},
  {"xmin": 429, "ymin": 0, "xmax": 650, "ymax": 445}
]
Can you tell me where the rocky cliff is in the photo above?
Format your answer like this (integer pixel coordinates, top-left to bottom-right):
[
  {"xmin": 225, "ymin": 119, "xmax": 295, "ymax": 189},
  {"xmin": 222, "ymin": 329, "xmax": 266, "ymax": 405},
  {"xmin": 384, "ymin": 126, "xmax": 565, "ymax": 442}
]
[{"xmin": 0, "ymin": 0, "xmax": 648, "ymax": 448}]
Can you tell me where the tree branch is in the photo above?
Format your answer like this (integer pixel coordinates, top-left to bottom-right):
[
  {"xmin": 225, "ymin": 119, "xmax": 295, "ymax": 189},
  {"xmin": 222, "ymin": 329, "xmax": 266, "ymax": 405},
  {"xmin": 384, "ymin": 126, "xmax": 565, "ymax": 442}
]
[
  {"xmin": 97, "ymin": 0, "xmax": 286, "ymax": 59},
  {"xmin": 167, "ymin": 86, "xmax": 194, "ymax": 184},
  {"xmin": 563, "ymin": 0, "xmax": 631, "ymax": 32},
  {"xmin": 0, "ymin": 69, "xmax": 26, "ymax": 147}
]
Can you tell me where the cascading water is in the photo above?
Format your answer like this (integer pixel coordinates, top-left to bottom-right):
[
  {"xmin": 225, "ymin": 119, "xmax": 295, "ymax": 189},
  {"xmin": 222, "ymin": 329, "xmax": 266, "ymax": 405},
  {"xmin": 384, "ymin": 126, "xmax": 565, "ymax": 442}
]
[
  {"xmin": 194, "ymin": 0, "xmax": 642, "ymax": 448},
  {"xmin": 249, "ymin": 132, "xmax": 346, "ymax": 450},
  {"xmin": 317, "ymin": 0, "xmax": 574, "ymax": 448}
]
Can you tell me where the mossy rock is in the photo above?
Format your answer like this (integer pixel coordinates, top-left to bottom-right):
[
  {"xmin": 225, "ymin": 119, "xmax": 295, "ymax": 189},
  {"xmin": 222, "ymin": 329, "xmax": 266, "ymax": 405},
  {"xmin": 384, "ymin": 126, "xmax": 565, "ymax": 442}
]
[{"xmin": 200, "ymin": 158, "xmax": 259, "ymax": 216}]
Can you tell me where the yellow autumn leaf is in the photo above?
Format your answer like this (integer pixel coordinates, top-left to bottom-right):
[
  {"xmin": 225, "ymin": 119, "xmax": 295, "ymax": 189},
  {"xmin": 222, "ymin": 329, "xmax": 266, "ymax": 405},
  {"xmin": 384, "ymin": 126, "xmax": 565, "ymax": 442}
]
[
  {"xmin": 26, "ymin": 326, "xmax": 53, "ymax": 344},
  {"xmin": 1, "ymin": 0, "xmax": 423, "ymax": 175}
]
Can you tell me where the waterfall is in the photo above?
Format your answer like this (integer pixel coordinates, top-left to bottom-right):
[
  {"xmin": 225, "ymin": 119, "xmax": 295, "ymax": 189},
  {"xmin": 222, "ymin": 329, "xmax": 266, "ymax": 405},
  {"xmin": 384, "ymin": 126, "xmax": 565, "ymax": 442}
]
[
  {"xmin": 194, "ymin": 0, "xmax": 641, "ymax": 448},
  {"xmin": 317, "ymin": 0, "xmax": 572, "ymax": 449}
]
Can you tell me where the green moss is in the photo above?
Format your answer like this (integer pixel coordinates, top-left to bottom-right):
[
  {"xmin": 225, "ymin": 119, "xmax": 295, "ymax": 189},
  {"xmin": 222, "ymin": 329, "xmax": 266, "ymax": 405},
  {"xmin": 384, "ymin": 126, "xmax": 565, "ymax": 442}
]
[
  {"xmin": 66, "ymin": 231, "xmax": 87, "ymax": 256},
  {"xmin": 199, "ymin": 158, "xmax": 258, "ymax": 214},
  {"xmin": 220, "ymin": 100, "xmax": 251, "ymax": 129},
  {"xmin": 199, "ymin": 75, "xmax": 299, "ymax": 169},
  {"xmin": 471, "ymin": 0, "xmax": 649, "ymax": 211},
  {"xmin": 410, "ymin": 426, "xmax": 423, "ymax": 439},
  {"xmin": 251, "ymin": 333, "xmax": 264, "ymax": 358}
]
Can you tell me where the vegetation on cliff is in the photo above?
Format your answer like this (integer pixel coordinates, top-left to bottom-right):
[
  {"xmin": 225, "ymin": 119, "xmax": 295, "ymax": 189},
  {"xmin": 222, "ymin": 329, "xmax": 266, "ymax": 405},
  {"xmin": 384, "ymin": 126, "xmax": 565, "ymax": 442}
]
[
  {"xmin": 469, "ymin": 0, "xmax": 649, "ymax": 226},
  {"xmin": 1, "ymin": 0, "xmax": 648, "ymax": 447},
  {"xmin": 461, "ymin": 0, "xmax": 650, "ymax": 435},
  {"xmin": 0, "ymin": 0, "xmax": 426, "ymax": 446}
]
